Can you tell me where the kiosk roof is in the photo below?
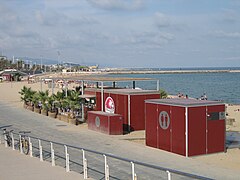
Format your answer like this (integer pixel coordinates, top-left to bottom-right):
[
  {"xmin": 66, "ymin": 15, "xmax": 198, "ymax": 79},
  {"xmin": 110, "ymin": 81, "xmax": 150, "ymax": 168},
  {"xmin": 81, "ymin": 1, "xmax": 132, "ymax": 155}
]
[{"xmin": 145, "ymin": 98, "xmax": 224, "ymax": 107}]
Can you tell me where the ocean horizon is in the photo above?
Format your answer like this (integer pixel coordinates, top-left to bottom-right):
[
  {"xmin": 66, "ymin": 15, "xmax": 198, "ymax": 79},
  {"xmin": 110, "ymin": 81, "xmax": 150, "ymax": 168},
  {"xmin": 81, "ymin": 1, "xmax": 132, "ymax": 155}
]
[
  {"xmin": 111, "ymin": 66, "xmax": 240, "ymax": 71},
  {"xmin": 103, "ymin": 71, "xmax": 240, "ymax": 105}
]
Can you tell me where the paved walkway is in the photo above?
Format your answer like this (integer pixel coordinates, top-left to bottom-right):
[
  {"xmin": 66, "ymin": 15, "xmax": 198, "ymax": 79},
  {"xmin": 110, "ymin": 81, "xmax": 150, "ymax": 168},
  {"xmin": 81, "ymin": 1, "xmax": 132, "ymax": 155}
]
[
  {"xmin": 1, "ymin": 102, "xmax": 240, "ymax": 179},
  {"xmin": 0, "ymin": 144, "xmax": 86, "ymax": 180}
]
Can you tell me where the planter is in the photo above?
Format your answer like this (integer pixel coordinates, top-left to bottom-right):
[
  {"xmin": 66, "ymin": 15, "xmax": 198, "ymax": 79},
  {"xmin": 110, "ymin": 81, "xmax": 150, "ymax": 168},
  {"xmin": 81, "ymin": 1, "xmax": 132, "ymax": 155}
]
[
  {"xmin": 34, "ymin": 107, "xmax": 41, "ymax": 114},
  {"xmin": 41, "ymin": 109, "xmax": 48, "ymax": 116},
  {"xmin": 48, "ymin": 111, "xmax": 57, "ymax": 118},
  {"xmin": 57, "ymin": 114, "xmax": 62, "ymax": 120},
  {"xmin": 61, "ymin": 114, "xmax": 69, "ymax": 123},
  {"xmin": 57, "ymin": 114, "xmax": 69, "ymax": 123},
  {"xmin": 27, "ymin": 105, "xmax": 34, "ymax": 111},
  {"xmin": 69, "ymin": 118, "xmax": 79, "ymax": 125},
  {"xmin": 23, "ymin": 103, "xmax": 28, "ymax": 109}
]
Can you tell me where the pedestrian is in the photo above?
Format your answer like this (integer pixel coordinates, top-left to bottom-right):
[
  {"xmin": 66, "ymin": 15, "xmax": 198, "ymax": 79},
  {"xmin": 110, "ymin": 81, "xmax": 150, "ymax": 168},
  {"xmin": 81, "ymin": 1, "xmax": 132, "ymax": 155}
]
[{"xmin": 203, "ymin": 93, "xmax": 207, "ymax": 100}]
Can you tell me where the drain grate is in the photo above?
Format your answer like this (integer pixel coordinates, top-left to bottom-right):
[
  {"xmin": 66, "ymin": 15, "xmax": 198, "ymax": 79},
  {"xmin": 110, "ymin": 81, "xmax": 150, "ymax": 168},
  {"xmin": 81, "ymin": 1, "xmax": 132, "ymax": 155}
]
[{"xmin": 56, "ymin": 124, "xmax": 67, "ymax": 127}]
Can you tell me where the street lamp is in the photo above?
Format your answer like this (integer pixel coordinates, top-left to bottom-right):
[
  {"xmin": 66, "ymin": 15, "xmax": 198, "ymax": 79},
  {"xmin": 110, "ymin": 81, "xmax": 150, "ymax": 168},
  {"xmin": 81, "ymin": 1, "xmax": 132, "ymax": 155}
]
[
  {"xmin": 40, "ymin": 55, "xmax": 43, "ymax": 70},
  {"xmin": 57, "ymin": 51, "xmax": 60, "ymax": 65},
  {"xmin": 57, "ymin": 51, "xmax": 60, "ymax": 72}
]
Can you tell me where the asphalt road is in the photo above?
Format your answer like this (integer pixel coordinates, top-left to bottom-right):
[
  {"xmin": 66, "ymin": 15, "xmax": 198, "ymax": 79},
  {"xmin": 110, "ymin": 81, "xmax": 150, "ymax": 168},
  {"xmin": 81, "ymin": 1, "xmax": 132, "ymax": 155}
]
[{"xmin": 0, "ymin": 101, "xmax": 240, "ymax": 180}]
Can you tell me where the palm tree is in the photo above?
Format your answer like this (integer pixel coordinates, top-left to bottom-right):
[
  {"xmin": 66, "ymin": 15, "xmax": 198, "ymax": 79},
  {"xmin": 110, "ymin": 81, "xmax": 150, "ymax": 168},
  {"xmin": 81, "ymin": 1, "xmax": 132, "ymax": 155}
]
[
  {"xmin": 31, "ymin": 91, "xmax": 43, "ymax": 113},
  {"xmin": 19, "ymin": 86, "xmax": 29, "ymax": 105},
  {"xmin": 38, "ymin": 90, "xmax": 49, "ymax": 115},
  {"xmin": 53, "ymin": 91, "xmax": 65, "ymax": 102},
  {"xmin": 160, "ymin": 89, "xmax": 168, "ymax": 99},
  {"xmin": 38, "ymin": 90, "xmax": 49, "ymax": 105},
  {"xmin": 19, "ymin": 87, "xmax": 83, "ymax": 125},
  {"xmin": 68, "ymin": 90, "xmax": 81, "ymax": 102},
  {"xmin": 52, "ymin": 91, "xmax": 65, "ymax": 114},
  {"xmin": 47, "ymin": 95, "xmax": 59, "ymax": 118},
  {"xmin": 19, "ymin": 86, "xmax": 36, "ymax": 107}
]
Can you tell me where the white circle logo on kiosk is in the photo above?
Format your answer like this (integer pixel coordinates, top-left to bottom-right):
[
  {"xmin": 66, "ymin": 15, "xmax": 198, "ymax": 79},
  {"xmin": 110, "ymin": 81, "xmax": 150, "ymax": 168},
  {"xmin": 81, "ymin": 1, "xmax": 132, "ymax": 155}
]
[
  {"xmin": 95, "ymin": 116, "xmax": 100, "ymax": 127},
  {"xmin": 159, "ymin": 111, "xmax": 170, "ymax": 130},
  {"xmin": 105, "ymin": 97, "xmax": 115, "ymax": 113}
]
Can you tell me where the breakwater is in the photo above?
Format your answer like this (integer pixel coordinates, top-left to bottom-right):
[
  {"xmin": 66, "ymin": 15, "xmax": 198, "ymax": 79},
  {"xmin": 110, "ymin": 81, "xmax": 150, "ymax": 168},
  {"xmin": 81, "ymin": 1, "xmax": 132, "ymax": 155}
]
[{"xmin": 107, "ymin": 69, "xmax": 240, "ymax": 75}]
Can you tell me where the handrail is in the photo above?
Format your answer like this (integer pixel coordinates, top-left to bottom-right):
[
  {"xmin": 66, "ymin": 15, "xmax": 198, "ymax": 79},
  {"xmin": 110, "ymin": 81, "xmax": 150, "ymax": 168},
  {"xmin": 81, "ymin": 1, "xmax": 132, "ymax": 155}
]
[{"xmin": 10, "ymin": 132, "xmax": 212, "ymax": 180}]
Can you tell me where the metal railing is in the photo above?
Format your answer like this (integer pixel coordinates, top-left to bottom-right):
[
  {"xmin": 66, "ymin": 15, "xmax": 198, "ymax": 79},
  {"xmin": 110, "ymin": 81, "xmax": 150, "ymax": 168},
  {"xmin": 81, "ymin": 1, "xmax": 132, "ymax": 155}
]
[{"xmin": 1, "ymin": 130, "xmax": 213, "ymax": 180}]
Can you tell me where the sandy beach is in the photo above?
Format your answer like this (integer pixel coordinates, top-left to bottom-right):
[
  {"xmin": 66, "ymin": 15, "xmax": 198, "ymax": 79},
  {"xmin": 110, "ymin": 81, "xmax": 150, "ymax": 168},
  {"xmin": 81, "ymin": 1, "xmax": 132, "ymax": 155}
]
[{"xmin": 0, "ymin": 78, "xmax": 240, "ymax": 172}]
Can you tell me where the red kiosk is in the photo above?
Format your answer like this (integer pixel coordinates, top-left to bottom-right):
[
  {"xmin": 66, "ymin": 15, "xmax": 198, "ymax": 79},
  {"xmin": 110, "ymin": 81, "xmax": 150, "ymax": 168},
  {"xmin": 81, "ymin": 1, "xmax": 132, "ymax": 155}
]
[
  {"xmin": 88, "ymin": 111, "xmax": 123, "ymax": 135},
  {"xmin": 145, "ymin": 98, "xmax": 226, "ymax": 157},
  {"xmin": 84, "ymin": 77, "xmax": 160, "ymax": 132},
  {"xmin": 99, "ymin": 89, "xmax": 160, "ymax": 131}
]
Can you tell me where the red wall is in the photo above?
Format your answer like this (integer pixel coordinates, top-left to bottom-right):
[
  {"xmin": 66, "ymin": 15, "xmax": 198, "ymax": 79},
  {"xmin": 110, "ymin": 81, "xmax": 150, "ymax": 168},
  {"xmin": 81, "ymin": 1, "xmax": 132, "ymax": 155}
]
[
  {"xmin": 115, "ymin": 94, "xmax": 128, "ymax": 131},
  {"xmin": 188, "ymin": 106, "xmax": 207, "ymax": 156},
  {"xmin": 95, "ymin": 91, "xmax": 102, "ymax": 111},
  {"xmin": 207, "ymin": 105, "xmax": 225, "ymax": 153},
  {"xmin": 84, "ymin": 89, "xmax": 96, "ymax": 96},
  {"xmin": 157, "ymin": 104, "xmax": 171, "ymax": 152},
  {"xmin": 145, "ymin": 103, "xmax": 158, "ymax": 148},
  {"xmin": 145, "ymin": 104, "xmax": 185, "ymax": 155},
  {"xmin": 109, "ymin": 115, "xmax": 123, "ymax": 135},
  {"xmin": 131, "ymin": 94, "xmax": 160, "ymax": 131},
  {"xmin": 171, "ymin": 106, "xmax": 185, "ymax": 156}
]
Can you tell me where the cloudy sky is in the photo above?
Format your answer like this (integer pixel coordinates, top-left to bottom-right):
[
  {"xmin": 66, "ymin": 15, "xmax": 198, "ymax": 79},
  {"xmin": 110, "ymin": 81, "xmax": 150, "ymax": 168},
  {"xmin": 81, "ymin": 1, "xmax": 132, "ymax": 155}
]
[{"xmin": 0, "ymin": 0, "xmax": 240, "ymax": 68}]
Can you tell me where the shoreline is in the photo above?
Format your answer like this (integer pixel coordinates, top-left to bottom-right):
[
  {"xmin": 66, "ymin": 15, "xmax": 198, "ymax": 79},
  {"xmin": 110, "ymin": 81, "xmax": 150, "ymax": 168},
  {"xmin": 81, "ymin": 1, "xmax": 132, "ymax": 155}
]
[
  {"xmin": 32, "ymin": 69, "xmax": 240, "ymax": 78},
  {"xmin": 105, "ymin": 69, "xmax": 240, "ymax": 74}
]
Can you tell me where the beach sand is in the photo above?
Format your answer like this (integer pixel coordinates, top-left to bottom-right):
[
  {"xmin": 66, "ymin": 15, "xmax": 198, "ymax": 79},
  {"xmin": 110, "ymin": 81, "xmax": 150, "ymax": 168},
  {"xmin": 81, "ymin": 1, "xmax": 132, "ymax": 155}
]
[{"xmin": 0, "ymin": 79, "xmax": 240, "ymax": 172}]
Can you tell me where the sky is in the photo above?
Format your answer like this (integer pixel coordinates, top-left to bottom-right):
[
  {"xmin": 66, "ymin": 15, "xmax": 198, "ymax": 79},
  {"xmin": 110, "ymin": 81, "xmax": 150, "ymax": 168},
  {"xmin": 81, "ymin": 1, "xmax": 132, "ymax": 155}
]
[{"xmin": 0, "ymin": 0, "xmax": 240, "ymax": 68}]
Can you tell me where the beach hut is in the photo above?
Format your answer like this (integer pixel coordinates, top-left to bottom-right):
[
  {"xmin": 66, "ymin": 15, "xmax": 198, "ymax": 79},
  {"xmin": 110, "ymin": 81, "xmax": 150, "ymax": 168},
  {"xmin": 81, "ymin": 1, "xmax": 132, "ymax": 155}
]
[
  {"xmin": 0, "ymin": 69, "xmax": 27, "ymax": 81},
  {"xmin": 88, "ymin": 111, "xmax": 123, "ymax": 135},
  {"xmin": 86, "ymin": 88, "xmax": 160, "ymax": 131},
  {"xmin": 145, "ymin": 98, "xmax": 225, "ymax": 157},
  {"xmin": 99, "ymin": 89, "xmax": 160, "ymax": 132}
]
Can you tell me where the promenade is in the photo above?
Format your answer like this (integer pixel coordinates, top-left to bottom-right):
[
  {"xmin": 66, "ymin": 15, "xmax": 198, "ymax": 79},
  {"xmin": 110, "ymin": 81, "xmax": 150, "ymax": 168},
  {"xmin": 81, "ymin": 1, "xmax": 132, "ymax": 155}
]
[
  {"xmin": 0, "ymin": 144, "xmax": 85, "ymax": 180},
  {"xmin": 1, "ymin": 101, "xmax": 240, "ymax": 179}
]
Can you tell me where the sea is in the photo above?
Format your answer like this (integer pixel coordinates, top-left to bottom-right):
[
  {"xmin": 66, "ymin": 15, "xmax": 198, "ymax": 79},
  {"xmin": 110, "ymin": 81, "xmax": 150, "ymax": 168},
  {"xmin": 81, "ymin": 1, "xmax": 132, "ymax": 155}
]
[{"xmin": 102, "ymin": 68, "xmax": 240, "ymax": 104}]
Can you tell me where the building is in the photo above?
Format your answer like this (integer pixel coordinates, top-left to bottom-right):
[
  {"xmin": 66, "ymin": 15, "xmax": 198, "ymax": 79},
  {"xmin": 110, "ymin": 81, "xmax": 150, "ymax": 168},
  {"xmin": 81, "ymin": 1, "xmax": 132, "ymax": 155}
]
[
  {"xmin": 145, "ymin": 98, "xmax": 225, "ymax": 157},
  {"xmin": 0, "ymin": 69, "xmax": 27, "ymax": 81}
]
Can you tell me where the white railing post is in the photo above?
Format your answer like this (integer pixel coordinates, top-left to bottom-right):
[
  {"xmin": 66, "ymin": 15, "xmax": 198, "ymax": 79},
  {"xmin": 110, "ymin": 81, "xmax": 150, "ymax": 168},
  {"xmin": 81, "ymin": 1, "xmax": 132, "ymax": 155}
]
[
  {"xmin": 104, "ymin": 155, "xmax": 109, "ymax": 180},
  {"xmin": 82, "ymin": 149, "xmax": 85, "ymax": 169},
  {"xmin": 106, "ymin": 165, "xmax": 110, "ymax": 180},
  {"xmin": 83, "ymin": 158, "xmax": 88, "ymax": 179},
  {"xmin": 38, "ymin": 139, "xmax": 43, "ymax": 161},
  {"xmin": 166, "ymin": 170, "xmax": 171, "ymax": 180},
  {"xmin": 4, "ymin": 131, "xmax": 7, "ymax": 147},
  {"xmin": 64, "ymin": 145, "xmax": 68, "ymax": 159},
  {"xmin": 82, "ymin": 149, "xmax": 88, "ymax": 179},
  {"xmin": 131, "ymin": 162, "xmax": 137, "ymax": 180},
  {"xmin": 50, "ymin": 142, "xmax": 55, "ymax": 166},
  {"xmin": 19, "ymin": 135, "xmax": 23, "ymax": 153},
  {"xmin": 11, "ymin": 132, "xmax": 15, "ymax": 150},
  {"xmin": 64, "ymin": 145, "xmax": 70, "ymax": 172},
  {"xmin": 28, "ymin": 137, "xmax": 33, "ymax": 157},
  {"xmin": 66, "ymin": 153, "xmax": 70, "ymax": 172}
]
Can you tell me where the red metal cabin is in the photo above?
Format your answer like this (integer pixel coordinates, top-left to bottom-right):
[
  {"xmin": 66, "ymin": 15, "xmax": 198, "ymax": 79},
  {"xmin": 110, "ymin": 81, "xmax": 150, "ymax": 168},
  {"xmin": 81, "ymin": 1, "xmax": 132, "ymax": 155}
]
[
  {"xmin": 145, "ymin": 98, "xmax": 225, "ymax": 157},
  {"xmin": 88, "ymin": 111, "xmax": 123, "ymax": 135},
  {"xmin": 97, "ymin": 89, "xmax": 160, "ymax": 132},
  {"xmin": 85, "ymin": 88, "xmax": 160, "ymax": 131}
]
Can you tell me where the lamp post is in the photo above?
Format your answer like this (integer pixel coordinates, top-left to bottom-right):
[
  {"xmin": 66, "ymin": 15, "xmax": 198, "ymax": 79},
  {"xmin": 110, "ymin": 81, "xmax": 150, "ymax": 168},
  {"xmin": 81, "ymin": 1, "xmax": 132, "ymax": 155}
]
[
  {"xmin": 57, "ymin": 51, "xmax": 60, "ymax": 65},
  {"xmin": 40, "ymin": 55, "xmax": 43, "ymax": 71}
]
